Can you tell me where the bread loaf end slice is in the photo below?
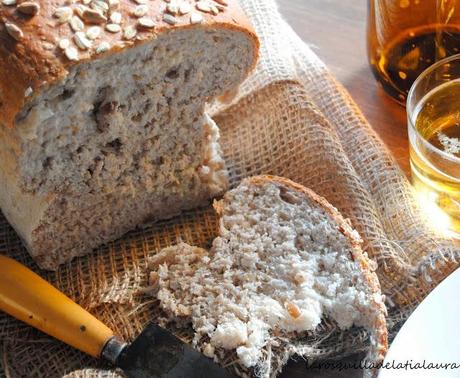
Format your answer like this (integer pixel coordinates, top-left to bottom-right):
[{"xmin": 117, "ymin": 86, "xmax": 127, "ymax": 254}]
[{"xmin": 149, "ymin": 175, "xmax": 388, "ymax": 377}]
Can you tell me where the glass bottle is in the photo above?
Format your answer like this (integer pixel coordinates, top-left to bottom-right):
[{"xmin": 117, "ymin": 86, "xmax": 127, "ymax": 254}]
[{"xmin": 367, "ymin": 0, "xmax": 460, "ymax": 105}]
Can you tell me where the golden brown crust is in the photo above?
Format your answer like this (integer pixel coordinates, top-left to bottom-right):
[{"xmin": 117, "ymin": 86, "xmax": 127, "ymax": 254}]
[
  {"xmin": 233, "ymin": 175, "xmax": 389, "ymax": 367},
  {"xmin": 0, "ymin": 0, "xmax": 259, "ymax": 128}
]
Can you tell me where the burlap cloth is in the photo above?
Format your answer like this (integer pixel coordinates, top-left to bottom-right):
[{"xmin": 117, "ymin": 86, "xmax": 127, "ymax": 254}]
[{"xmin": 1, "ymin": 1, "xmax": 459, "ymax": 377}]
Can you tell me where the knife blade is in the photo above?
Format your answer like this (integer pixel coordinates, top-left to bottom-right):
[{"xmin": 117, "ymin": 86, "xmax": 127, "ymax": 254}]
[
  {"xmin": 115, "ymin": 323, "xmax": 233, "ymax": 378},
  {"xmin": 0, "ymin": 256, "xmax": 233, "ymax": 378}
]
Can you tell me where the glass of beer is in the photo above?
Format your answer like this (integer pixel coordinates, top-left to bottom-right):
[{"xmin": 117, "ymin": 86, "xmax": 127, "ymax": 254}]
[{"xmin": 408, "ymin": 54, "xmax": 460, "ymax": 238}]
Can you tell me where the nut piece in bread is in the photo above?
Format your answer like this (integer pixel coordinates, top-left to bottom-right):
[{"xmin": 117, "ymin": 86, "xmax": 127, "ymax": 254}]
[{"xmin": 149, "ymin": 175, "xmax": 388, "ymax": 377}]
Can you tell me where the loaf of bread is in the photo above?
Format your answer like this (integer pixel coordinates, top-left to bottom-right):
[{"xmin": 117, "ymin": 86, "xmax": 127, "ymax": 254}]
[
  {"xmin": 0, "ymin": 1, "xmax": 259, "ymax": 269},
  {"xmin": 149, "ymin": 176, "xmax": 388, "ymax": 377}
]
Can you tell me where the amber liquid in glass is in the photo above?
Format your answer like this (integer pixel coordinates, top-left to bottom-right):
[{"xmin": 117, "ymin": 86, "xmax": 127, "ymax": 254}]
[
  {"xmin": 410, "ymin": 80, "xmax": 460, "ymax": 236},
  {"xmin": 370, "ymin": 26, "xmax": 460, "ymax": 103}
]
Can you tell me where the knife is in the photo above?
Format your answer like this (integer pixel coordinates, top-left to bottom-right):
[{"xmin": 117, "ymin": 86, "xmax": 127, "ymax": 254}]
[{"xmin": 0, "ymin": 255, "xmax": 233, "ymax": 378}]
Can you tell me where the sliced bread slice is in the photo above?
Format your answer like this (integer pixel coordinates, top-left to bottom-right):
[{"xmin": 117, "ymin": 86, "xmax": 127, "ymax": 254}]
[{"xmin": 148, "ymin": 175, "xmax": 388, "ymax": 377}]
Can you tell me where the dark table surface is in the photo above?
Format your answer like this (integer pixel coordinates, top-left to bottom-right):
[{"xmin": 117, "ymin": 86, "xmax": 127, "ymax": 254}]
[{"xmin": 276, "ymin": 0, "xmax": 407, "ymax": 377}]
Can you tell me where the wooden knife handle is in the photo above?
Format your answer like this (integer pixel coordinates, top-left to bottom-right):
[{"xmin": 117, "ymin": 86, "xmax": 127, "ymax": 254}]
[{"xmin": 0, "ymin": 255, "xmax": 114, "ymax": 358}]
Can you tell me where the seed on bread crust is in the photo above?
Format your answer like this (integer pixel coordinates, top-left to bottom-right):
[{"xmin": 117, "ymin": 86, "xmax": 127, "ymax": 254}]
[
  {"xmin": 70, "ymin": 16, "xmax": 84, "ymax": 32},
  {"xmin": 138, "ymin": 17, "xmax": 155, "ymax": 29},
  {"xmin": 86, "ymin": 26, "xmax": 101, "ymax": 40},
  {"xmin": 42, "ymin": 41, "xmax": 55, "ymax": 50},
  {"xmin": 123, "ymin": 25, "xmax": 137, "ymax": 39},
  {"xmin": 110, "ymin": 11, "xmax": 122, "ymax": 24},
  {"xmin": 196, "ymin": 1, "xmax": 211, "ymax": 13},
  {"xmin": 58, "ymin": 38, "xmax": 70, "ymax": 49},
  {"xmin": 163, "ymin": 14, "xmax": 177, "ymax": 25},
  {"xmin": 95, "ymin": 41, "xmax": 110, "ymax": 53},
  {"xmin": 53, "ymin": 7, "xmax": 73, "ymax": 23},
  {"xmin": 82, "ymin": 8, "xmax": 107, "ymax": 24},
  {"xmin": 106, "ymin": 23, "xmax": 121, "ymax": 33},
  {"xmin": 91, "ymin": 0, "xmax": 108, "ymax": 13},
  {"xmin": 166, "ymin": 3, "xmax": 179, "ymax": 15},
  {"xmin": 133, "ymin": 5, "xmax": 148, "ymax": 17},
  {"xmin": 64, "ymin": 46, "xmax": 79, "ymax": 61},
  {"xmin": 5, "ymin": 22, "xmax": 23, "ymax": 41},
  {"xmin": 17, "ymin": 2, "xmax": 40, "ymax": 16},
  {"xmin": 190, "ymin": 12, "xmax": 204, "ymax": 24},
  {"xmin": 179, "ymin": 3, "xmax": 192, "ymax": 15},
  {"xmin": 74, "ymin": 31, "xmax": 92, "ymax": 50}
]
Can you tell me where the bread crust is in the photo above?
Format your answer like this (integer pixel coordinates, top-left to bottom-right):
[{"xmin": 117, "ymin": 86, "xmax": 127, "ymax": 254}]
[
  {"xmin": 217, "ymin": 175, "xmax": 389, "ymax": 371},
  {"xmin": 0, "ymin": 0, "xmax": 260, "ymax": 128}
]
